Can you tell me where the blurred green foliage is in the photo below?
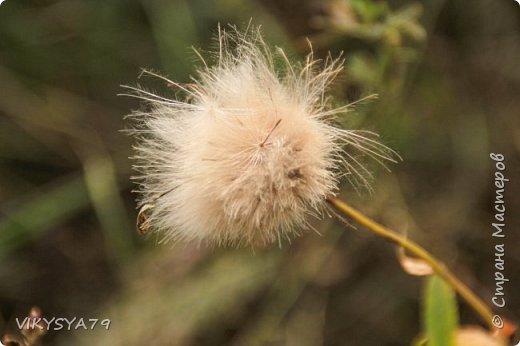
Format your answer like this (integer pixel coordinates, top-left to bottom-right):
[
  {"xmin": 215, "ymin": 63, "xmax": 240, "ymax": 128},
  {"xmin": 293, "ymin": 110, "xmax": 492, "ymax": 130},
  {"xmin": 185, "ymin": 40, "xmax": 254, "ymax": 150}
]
[{"xmin": 0, "ymin": 0, "xmax": 519, "ymax": 345}]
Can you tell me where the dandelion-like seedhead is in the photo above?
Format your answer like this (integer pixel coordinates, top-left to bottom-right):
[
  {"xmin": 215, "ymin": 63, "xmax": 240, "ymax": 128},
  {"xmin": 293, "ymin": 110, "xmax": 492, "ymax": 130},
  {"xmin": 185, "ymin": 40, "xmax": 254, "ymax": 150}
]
[{"xmin": 126, "ymin": 25, "xmax": 397, "ymax": 247}]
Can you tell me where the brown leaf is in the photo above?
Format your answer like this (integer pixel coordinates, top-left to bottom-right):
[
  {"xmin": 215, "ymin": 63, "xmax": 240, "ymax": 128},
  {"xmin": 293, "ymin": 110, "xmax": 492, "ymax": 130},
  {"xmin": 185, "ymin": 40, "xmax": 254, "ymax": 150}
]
[
  {"xmin": 455, "ymin": 326, "xmax": 506, "ymax": 346},
  {"xmin": 492, "ymin": 316, "xmax": 518, "ymax": 340},
  {"xmin": 396, "ymin": 246, "xmax": 433, "ymax": 276},
  {"xmin": 1, "ymin": 306, "xmax": 46, "ymax": 346},
  {"xmin": 136, "ymin": 203, "xmax": 154, "ymax": 235}
]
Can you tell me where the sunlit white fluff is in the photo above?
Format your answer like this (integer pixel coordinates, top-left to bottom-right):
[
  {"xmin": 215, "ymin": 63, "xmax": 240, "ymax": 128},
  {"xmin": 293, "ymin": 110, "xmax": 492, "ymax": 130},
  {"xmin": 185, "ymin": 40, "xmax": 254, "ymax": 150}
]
[{"xmin": 126, "ymin": 26, "xmax": 398, "ymax": 246}]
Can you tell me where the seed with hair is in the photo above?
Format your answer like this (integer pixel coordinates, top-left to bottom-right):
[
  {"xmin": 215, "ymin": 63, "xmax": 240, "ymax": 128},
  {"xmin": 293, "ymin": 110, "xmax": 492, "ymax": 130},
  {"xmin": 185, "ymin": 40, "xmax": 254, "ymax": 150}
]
[{"xmin": 126, "ymin": 25, "xmax": 398, "ymax": 247}]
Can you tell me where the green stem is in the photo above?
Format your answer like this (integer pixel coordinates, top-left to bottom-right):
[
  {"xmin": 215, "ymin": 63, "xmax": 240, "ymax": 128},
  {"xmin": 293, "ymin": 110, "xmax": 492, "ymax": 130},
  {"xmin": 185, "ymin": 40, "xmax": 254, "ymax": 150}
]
[{"xmin": 327, "ymin": 197, "xmax": 495, "ymax": 330}]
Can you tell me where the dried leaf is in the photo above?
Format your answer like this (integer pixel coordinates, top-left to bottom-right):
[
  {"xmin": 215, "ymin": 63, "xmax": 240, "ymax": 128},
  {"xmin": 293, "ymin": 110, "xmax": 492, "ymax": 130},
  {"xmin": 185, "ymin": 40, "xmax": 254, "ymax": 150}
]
[
  {"xmin": 1, "ymin": 306, "xmax": 46, "ymax": 346},
  {"xmin": 397, "ymin": 246, "xmax": 433, "ymax": 276},
  {"xmin": 136, "ymin": 204, "xmax": 154, "ymax": 235},
  {"xmin": 492, "ymin": 316, "xmax": 518, "ymax": 340},
  {"xmin": 20, "ymin": 307, "xmax": 46, "ymax": 346},
  {"xmin": 455, "ymin": 326, "xmax": 506, "ymax": 346}
]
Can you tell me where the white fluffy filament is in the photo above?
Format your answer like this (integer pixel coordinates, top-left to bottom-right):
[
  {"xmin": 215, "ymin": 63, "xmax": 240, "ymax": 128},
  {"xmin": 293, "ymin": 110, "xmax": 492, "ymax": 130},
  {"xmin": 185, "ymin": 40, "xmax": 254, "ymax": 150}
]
[{"xmin": 126, "ymin": 26, "xmax": 398, "ymax": 247}]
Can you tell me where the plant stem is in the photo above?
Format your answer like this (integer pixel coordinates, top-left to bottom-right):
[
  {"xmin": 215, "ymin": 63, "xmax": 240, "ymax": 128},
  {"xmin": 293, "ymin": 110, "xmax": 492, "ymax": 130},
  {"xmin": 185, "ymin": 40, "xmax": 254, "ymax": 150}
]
[{"xmin": 327, "ymin": 196, "xmax": 495, "ymax": 330}]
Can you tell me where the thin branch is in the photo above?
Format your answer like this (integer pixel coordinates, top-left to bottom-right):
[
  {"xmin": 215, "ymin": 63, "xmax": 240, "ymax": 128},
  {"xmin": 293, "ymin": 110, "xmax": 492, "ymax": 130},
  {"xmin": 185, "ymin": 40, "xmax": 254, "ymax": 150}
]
[{"xmin": 327, "ymin": 196, "xmax": 495, "ymax": 330}]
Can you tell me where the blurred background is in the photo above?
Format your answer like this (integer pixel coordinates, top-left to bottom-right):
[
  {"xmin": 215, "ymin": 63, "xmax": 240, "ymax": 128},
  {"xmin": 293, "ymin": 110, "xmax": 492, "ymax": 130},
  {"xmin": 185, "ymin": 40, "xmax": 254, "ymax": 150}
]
[{"xmin": 0, "ymin": 0, "xmax": 519, "ymax": 345}]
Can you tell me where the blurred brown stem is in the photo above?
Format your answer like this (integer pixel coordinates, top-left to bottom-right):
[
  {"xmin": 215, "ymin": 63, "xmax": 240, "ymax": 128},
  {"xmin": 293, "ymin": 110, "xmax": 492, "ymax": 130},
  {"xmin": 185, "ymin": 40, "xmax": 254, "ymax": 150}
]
[{"xmin": 327, "ymin": 197, "xmax": 495, "ymax": 330}]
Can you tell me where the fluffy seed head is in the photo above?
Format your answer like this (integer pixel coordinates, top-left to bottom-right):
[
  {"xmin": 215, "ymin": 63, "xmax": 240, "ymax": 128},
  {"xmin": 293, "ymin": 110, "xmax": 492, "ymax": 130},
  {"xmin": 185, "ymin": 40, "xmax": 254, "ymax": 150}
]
[{"xmin": 126, "ymin": 26, "xmax": 397, "ymax": 246}]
